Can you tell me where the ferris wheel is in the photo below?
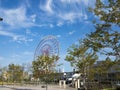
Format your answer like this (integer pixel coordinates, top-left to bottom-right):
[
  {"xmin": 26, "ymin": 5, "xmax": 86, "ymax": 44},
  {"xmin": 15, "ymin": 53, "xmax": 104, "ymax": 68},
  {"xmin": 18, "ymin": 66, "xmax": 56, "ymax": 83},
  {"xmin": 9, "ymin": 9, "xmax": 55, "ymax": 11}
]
[{"xmin": 34, "ymin": 35, "xmax": 59, "ymax": 60}]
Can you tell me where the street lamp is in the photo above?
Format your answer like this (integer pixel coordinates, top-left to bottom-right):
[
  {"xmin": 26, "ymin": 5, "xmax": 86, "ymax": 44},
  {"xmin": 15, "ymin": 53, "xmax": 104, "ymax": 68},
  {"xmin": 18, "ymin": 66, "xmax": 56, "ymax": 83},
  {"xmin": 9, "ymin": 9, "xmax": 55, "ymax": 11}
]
[{"xmin": 63, "ymin": 73, "xmax": 66, "ymax": 80}]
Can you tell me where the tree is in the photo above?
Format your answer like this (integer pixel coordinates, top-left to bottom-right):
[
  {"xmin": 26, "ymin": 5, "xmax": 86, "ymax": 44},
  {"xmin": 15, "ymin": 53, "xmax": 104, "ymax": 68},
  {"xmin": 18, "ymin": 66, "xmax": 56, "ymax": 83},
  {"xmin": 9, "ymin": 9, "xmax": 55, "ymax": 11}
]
[
  {"xmin": 84, "ymin": 0, "xmax": 120, "ymax": 88},
  {"xmin": 8, "ymin": 64, "xmax": 23, "ymax": 82},
  {"xmin": 84, "ymin": 27, "xmax": 120, "ymax": 60},
  {"xmin": 93, "ymin": 0, "xmax": 120, "ymax": 26},
  {"xmin": 21, "ymin": 63, "xmax": 32, "ymax": 82},
  {"xmin": 85, "ymin": 0, "xmax": 120, "ymax": 61},
  {"xmin": 0, "ymin": 66, "xmax": 7, "ymax": 83},
  {"xmin": 32, "ymin": 55, "xmax": 59, "ymax": 79},
  {"xmin": 94, "ymin": 57, "xmax": 116, "ymax": 81},
  {"xmin": 65, "ymin": 40, "xmax": 98, "ymax": 80}
]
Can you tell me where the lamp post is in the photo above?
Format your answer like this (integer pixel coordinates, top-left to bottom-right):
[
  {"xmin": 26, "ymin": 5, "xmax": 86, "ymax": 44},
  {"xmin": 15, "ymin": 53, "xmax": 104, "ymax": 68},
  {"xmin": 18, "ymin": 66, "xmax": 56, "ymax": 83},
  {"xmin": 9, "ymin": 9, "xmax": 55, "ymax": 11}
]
[
  {"xmin": 63, "ymin": 73, "xmax": 66, "ymax": 80},
  {"xmin": 0, "ymin": 69, "xmax": 3, "ymax": 86}
]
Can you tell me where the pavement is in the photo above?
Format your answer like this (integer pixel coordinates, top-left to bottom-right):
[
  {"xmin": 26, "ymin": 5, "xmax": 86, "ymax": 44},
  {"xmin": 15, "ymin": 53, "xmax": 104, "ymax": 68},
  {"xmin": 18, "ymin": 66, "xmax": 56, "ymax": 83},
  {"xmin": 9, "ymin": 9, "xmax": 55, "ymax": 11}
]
[{"xmin": 0, "ymin": 85, "xmax": 76, "ymax": 90}]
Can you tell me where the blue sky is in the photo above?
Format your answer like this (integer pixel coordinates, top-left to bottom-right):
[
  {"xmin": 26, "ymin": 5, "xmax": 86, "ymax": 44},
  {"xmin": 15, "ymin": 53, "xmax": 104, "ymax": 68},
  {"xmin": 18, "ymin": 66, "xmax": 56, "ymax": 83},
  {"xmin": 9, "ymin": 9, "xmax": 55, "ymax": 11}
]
[{"xmin": 0, "ymin": 0, "xmax": 96, "ymax": 72}]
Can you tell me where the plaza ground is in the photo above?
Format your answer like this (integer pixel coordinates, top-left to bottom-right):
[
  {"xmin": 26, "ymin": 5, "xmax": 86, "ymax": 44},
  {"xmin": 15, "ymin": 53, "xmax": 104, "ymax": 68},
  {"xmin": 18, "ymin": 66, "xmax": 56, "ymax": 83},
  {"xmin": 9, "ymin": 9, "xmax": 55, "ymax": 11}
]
[{"xmin": 0, "ymin": 85, "xmax": 76, "ymax": 90}]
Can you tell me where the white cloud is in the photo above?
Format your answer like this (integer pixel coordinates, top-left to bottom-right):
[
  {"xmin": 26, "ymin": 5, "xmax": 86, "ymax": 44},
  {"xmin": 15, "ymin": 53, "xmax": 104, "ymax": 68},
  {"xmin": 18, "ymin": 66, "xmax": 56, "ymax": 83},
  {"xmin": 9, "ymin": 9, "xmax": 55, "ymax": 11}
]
[
  {"xmin": 39, "ymin": 0, "xmax": 94, "ymax": 24},
  {"xmin": 56, "ymin": 35, "xmax": 61, "ymax": 38},
  {"xmin": 11, "ymin": 54, "xmax": 21, "ymax": 58},
  {"xmin": 45, "ymin": 0, "xmax": 53, "ymax": 14},
  {"xmin": 58, "ymin": 12, "xmax": 87, "ymax": 23},
  {"xmin": 26, "ymin": 29, "xmax": 31, "ymax": 34},
  {"xmin": 0, "ymin": 30, "xmax": 19, "ymax": 39},
  {"xmin": 40, "ymin": 0, "xmax": 53, "ymax": 14},
  {"xmin": 25, "ymin": 0, "xmax": 31, "ymax": 8},
  {"xmin": 0, "ymin": 30, "xmax": 33, "ymax": 43},
  {"xmin": 57, "ymin": 0, "xmax": 90, "ymax": 23},
  {"xmin": 23, "ymin": 51, "xmax": 33, "ymax": 55},
  {"xmin": 60, "ymin": 0, "xmax": 94, "ymax": 6},
  {"xmin": 68, "ymin": 30, "xmax": 76, "ymax": 35},
  {"xmin": 11, "ymin": 52, "xmax": 33, "ymax": 60},
  {"xmin": 49, "ymin": 24, "xmax": 54, "ymax": 28},
  {"xmin": 82, "ymin": 0, "xmax": 90, "ymax": 6},
  {"xmin": 26, "ymin": 29, "xmax": 38, "ymax": 36},
  {"xmin": 60, "ymin": 0, "xmax": 70, "ymax": 3},
  {"xmin": 0, "ymin": 51, "xmax": 34, "ymax": 66},
  {"xmin": 1, "ymin": 6, "xmax": 26, "ymax": 26},
  {"xmin": 15, "ymin": 37, "xmax": 33, "ymax": 43},
  {"xmin": 0, "ymin": 6, "xmax": 37, "ymax": 29},
  {"xmin": 30, "ymin": 14, "xmax": 36, "ymax": 23},
  {"xmin": 57, "ymin": 21, "xmax": 64, "ymax": 27}
]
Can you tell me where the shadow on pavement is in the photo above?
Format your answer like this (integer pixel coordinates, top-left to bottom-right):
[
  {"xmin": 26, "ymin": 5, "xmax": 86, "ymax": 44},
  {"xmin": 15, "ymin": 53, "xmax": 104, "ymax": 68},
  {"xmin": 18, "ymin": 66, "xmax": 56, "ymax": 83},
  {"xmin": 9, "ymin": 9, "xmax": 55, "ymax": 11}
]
[{"xmin": 11, "ymin": 88, "xmax": 33, "ymax": 90}]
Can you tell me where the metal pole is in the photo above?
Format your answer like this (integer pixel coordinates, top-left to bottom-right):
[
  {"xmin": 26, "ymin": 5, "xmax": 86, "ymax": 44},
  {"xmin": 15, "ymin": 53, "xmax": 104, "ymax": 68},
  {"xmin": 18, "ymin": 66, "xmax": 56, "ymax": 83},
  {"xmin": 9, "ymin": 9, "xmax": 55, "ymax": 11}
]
[
  {"xmin": 44, "ymin": 54, "xmax": 47, "ymax": 90},
  {"xmin": 46, "ymin": 78, "xmax": 47, "ymax": 90},
  {"xmin": 44, "ymin": 54, "xmax": 48, "ymax": 90}
]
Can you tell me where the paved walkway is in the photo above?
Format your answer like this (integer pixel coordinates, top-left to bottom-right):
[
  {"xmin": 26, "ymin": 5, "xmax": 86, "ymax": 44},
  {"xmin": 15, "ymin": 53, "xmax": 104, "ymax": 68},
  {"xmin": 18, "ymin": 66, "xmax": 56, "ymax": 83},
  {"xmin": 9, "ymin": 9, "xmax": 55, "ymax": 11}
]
[{"xmin": 0, "ymin": 85, "xmax": 76, "ymax": 90}]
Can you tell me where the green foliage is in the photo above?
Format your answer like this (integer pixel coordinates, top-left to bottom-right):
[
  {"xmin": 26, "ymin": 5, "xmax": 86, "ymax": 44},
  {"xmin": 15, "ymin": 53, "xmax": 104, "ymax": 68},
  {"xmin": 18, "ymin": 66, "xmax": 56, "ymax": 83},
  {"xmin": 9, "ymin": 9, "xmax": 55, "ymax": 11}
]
[
  {"xmin": 93, "ymin": 0, "xmax": 120, "ymax": 26},
  {"xmin": 32, "ymin": 55, "xmax": 59, "ymax": 79},
  {"xmin": 85, "ymin": 0, "xmax": 120, "ymax": 61},
  {"xmin": 65, "ymin": 40, "xmax": 98, "ymax": 80},
  {"xmin": 65, "ymin": 0, "xmax": 120, "ymax": 82},
  {"xmin": 95, "ymin": 58, "xmax": 116, "ymax": 74},
  {"xmin": 85, "ymin": 0, "xmax": 120, "ymax": 83},
  {"xmin": 84, "ymin": 27, "xmax": 120, "ymax": 59},
  {"xmin": 8, "ymin": 64, "xmax": 23, "ymax": 82}
]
